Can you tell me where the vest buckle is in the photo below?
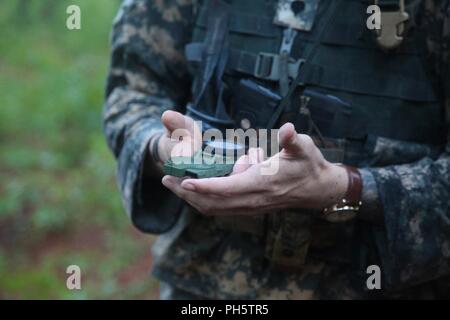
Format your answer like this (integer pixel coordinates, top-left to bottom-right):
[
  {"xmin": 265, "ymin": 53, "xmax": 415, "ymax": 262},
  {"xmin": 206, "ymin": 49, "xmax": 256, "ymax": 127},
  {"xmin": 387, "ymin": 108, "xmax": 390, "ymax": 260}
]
[
  {"xmin": 254, "ymin": 52, "xmax": 304, "ymax": 81},
  {"xmin": 375, "ymin": 0, "xmax": 409, "ymax": 50}
]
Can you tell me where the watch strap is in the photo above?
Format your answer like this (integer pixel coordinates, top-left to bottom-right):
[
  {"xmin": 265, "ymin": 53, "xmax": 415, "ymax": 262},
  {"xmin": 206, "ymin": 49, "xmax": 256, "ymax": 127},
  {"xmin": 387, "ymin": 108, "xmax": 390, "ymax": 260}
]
[
  {"xmin": 344, "ymin": 165, "xmax": 363, "ymax": 207},
  {"xmin": 322, "ymin": 165, "xmax": 363, "ymax": 222}
]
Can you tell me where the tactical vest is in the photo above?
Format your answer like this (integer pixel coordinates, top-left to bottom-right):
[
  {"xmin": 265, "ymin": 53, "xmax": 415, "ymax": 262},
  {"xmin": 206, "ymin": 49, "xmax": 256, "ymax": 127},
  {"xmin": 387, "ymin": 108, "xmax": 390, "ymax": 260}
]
[{"xmin": 184, "ymin": 0, "xmax": 446, "ymax": 270}]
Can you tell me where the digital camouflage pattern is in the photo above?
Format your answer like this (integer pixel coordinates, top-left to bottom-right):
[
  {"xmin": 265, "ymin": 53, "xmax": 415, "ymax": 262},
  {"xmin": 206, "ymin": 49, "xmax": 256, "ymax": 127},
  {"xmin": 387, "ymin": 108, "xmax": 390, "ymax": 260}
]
[{"xmin": 103, "ymin": 0, "xmax": 450, "ymax": 299}]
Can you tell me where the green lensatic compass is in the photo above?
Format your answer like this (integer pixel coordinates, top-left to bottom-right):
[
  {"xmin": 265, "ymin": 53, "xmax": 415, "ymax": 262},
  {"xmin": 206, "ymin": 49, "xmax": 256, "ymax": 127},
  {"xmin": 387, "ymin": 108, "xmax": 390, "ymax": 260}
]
[{"xmin": 163, "ymin": 140, "xmax": 243, "ymax": 179}]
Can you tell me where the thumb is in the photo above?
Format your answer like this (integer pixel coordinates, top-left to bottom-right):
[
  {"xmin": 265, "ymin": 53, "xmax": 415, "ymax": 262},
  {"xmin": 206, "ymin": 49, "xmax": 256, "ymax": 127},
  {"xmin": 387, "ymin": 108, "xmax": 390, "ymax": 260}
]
[
  {"xmin": 161, "ymin": 110, "xmax": 200, "ymax": 137},
  {"xmin": 278, "ymin": 122, "xmax": 303, "ymax": 155}
]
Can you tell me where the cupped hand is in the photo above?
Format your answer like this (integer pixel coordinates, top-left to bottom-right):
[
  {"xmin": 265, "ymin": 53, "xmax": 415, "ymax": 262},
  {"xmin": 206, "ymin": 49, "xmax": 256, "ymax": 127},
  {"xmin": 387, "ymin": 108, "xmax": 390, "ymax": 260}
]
[{"xmin": 162, "ymin": 123, "xmax": 348, "ymax": 216}]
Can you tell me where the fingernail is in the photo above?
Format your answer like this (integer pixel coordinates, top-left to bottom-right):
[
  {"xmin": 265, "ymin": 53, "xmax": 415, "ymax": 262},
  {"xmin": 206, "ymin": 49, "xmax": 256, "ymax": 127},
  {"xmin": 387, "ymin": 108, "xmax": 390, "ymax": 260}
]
[
  {"xmin": 183, "ymin": 183, "xmax": 196, "ymax": 191},
  {"xmin": 161, "ymin": 176, "xmax": 171, "ymax": 187}
]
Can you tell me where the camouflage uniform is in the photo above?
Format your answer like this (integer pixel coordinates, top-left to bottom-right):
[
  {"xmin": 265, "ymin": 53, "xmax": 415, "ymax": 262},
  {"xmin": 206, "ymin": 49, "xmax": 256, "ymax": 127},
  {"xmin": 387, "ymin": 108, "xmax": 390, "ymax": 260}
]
[{"xmin": 103, "ymin": 0, "xmax": 450, "ymax": 299}]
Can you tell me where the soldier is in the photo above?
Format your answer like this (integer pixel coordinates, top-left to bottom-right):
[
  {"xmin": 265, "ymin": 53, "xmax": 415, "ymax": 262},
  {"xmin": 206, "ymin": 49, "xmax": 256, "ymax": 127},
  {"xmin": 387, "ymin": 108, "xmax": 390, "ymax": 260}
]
[{"xmin": 103, "ymin": 0, "xmax": 450, "ymax": 299}]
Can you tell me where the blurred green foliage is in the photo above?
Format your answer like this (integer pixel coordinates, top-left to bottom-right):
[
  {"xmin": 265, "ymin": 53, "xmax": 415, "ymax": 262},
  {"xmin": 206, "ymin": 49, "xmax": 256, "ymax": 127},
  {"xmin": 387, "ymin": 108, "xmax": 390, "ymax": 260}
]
[{"xmin": 0, "ymin": 0, "xmax": 158, "ymax": 299}]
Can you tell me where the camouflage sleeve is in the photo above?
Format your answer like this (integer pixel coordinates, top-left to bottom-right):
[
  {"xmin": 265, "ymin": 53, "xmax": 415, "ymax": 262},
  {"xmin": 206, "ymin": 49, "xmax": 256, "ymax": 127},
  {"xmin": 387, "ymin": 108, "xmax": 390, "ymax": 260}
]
[
  {"xmin": 358, "ymin": 169, "xmax": 384, "ymax": 224},
  {"xmin": 361, "ymin": 0, "xmax": 450, "ymax": 289},
  {"xmin": 103, "ymin": 0, "xmax": 195, "ymax": 233}
]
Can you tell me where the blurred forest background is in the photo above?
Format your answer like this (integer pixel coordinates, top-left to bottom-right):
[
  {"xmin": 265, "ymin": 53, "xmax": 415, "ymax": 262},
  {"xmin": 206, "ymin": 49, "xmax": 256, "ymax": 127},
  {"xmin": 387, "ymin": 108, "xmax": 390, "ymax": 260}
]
[{"xmin": 0, "ymin": 0, "xmax": 159, "ymax": 299}]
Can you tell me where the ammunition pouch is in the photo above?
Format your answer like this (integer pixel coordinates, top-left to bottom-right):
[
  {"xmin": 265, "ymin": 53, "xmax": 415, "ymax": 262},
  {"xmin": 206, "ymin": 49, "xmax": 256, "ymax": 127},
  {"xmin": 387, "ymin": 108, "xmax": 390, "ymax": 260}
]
[
  {"xmin": 264, "ymin": 211, "xmax": 313, "ymax": 272},
  {"xmin": 231, "ymin": 79, "xmax": 281, "ymax": 130}
]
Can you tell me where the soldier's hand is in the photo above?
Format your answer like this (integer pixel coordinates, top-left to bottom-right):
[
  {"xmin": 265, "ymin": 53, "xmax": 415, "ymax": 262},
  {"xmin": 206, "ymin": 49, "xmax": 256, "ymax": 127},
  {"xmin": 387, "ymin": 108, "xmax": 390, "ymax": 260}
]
[
  {"xmin": 151, "ymin": 110, "xmax": 202, "ymax": 164},
  {"xmin": 162, "ymin": 123, "xmax": 349, "ymax": 216}
]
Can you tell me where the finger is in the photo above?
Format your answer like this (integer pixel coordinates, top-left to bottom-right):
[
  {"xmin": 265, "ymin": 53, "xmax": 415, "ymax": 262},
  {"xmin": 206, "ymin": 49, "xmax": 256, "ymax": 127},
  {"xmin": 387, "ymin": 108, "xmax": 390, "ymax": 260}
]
[
  {"xmin": 181, "ymin": 169, "xmax": 264, "ymax": 195},
  {"xmin": 162, "ymin": 176, "xmax": 224, "ymax": 214},
  {"xmin": 231, "ymin": 154, "xmax": 250, "ymax": 175},
  {"xmin": 161, "ymin": 111, "xmax": 202, "ymax": 158},
  {"xmin": 161, "ymin": 175, "xmax": 190, "ymax": 198},
  {"xmin": 248, "ymin": 147, "xmax": 265, "ymax": 165},
  {"xmin": 231, "ymin": 147, "xmax": 264, "ymax": 175},
  {"xmin": 159, "ymin": 134, "xmax": 178, "ymax": 153},
  {"xmin": 278, "ymin": 122, "xmax": 306, "ymax": 156},
  {"xmin": 199, "ymin": 193, "xmax": 274, "ymax": 216},
  {"xmin": 165, "ymin": 176, "xmax": 275, "ymax": 215},
  {"xmin": 162, "ymin": 175, "xmax": 183, "ymax": 186},
  {"xmin": 162, "ymin": 110, "xmax": 185, "ymax": 133},
  {"xmin": 170, "ymin": 139, "xmax": 197, "ymax": 157},
  {"xmin": 161, "ymin": 175, "xmax": 198, "ymax": 203},
  {"xmin": 162, "ymin": 110, "xmax": 201, "ymax": 138}
]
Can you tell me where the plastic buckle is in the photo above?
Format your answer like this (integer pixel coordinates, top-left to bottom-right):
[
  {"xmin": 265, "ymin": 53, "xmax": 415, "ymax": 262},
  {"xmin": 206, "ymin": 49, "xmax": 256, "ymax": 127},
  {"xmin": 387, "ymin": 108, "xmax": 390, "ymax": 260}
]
[
  {"xmin": 254, "ymin": 52, "xmax": 281, "ymax": 81},
  {"xmin": 375, "ymin": 0, "xmax": 409, "ymax": 50},
  {"xmin": 254, "ymin": 53, "xmax": 304, "ymax": 81}
]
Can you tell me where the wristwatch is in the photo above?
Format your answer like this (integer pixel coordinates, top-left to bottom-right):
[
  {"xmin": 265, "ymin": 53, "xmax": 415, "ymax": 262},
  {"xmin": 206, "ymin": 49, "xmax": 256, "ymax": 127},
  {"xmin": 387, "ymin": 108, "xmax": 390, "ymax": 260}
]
[{"xmin": 322, "ymin": 165, "xmax": 363, "ymax": 222}]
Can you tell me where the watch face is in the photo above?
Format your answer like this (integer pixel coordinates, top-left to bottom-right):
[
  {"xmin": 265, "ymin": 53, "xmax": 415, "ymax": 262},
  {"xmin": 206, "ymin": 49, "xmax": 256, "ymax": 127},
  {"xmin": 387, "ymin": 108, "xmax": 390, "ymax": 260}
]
[{"xmin": 323, "ymin": 210, "xmax": 357, "ymax": 223}]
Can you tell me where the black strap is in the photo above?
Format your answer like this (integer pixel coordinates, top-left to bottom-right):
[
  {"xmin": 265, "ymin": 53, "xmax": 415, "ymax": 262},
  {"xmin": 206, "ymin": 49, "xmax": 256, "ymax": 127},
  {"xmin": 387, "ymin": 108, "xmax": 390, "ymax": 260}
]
[
  {"xmin": 195, "ymin": 6, "xmax": 278, "ymax": 38},
  {"xmin": 186, "ymin": 44, "xmax": 436, "ymax": 102},
  {"xmin": 186, "ymin": 44, "xmax": 302, "ymax": 80},
  {"xmin": 297, "ymin": 62, "xmax": 436, "ymax": 102}
]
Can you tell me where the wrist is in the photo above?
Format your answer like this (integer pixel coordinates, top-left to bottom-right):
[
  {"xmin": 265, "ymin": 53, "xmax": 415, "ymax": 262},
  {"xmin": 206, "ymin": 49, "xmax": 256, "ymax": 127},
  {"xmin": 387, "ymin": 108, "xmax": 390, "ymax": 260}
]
[{"xmin": 320, "ymin": 163, "xmax": 348, "ymax": 208}]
